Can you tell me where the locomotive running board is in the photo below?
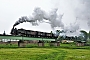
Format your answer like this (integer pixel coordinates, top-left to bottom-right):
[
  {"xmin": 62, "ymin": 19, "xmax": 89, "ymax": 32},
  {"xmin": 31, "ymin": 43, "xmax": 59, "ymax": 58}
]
[{"xmin": 0, "ymin": 35, "xmax": 55, "ymax": 41}]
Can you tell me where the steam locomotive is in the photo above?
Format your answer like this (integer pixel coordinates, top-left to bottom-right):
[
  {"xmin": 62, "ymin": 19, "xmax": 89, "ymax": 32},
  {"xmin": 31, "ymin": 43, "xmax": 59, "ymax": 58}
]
[{"xmin": 10, "ymin": 27, "xmax": 57, "ymax": 39}]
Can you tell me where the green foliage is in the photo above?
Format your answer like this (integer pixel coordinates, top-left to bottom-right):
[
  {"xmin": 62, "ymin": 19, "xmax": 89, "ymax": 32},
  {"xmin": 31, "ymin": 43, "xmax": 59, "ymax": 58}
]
[
  {"xmin": 80, "ymin": 30, "xmax": 90, "ymax": 43},
  {"xmin": 80, "ymin": 30, "xmax": 88, "ymax": 42},
  {"xmin": 88, "ymin": 31, "xmax": 90, "ymax": 43},
  {"xmin": 89, "ymin": 31, "xmax": 90, "ymax": 39}
]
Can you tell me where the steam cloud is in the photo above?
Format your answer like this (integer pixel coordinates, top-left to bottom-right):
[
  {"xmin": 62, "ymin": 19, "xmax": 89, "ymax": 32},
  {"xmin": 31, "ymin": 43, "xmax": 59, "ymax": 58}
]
[
  {"xmin": 13, "ymin": 7, "xmax": 81, "ymax": 37},
  {"xmin": 14, "ymin": 0, "xmax": 89, "ymax": 37},
  {"xmin": 53, "ymin": 17, "xmax": 81, "ymax": 37},
  {"xmin": 81, "ymin": 0, "xmax": 90, "ymax": 28},
  {"xmin": 71, "ymin": 0, "xmax": 90, "ymax": 29},
  {"xmin": 61, "ymin": 22, "xmax": 80, "ymax": 37},
  {"xmin": 13, "ymin": 7, "xmax": 64, "ymax": 30},
  {"xmin": 57, "ymin": 0, "xmax": 90, "ymax": 37}
]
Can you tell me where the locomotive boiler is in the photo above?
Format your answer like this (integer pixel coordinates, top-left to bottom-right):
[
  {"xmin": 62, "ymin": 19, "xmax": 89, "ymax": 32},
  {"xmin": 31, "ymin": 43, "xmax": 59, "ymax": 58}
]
[{"xmin": 10, "ymin": 27, "xmax": 57, "ymax": 39}]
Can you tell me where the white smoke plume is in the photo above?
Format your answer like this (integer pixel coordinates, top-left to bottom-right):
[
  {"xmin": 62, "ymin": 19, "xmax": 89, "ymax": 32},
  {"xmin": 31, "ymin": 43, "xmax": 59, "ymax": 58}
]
[
  {"xmin": 14, "ymin": 7, "xmax": 80, "ymax": 37},
  {"xmin": 59, "ymin": 21, "xmax": 81, "ymax": 37},
  {"xmin": 13, "ymin": 7, "xmax": 64, "ymax": 30},
  {"xmin": 55, "ymin": 0, "xmax": 90, "ymax": 37},
  {"xmin": 82, "ymin": 0, "xmax": 90, "ymax": 28},
  {"xmin": 71, "ymin": 0, "xmax": 90, "ymax": 29},
  {"xmin": 53, "ymin": 17, "xmax": 81, "ymax": 37},
  {"xmin": 47, "ymin": 0, "xmax": 82, "ymax": 37}
]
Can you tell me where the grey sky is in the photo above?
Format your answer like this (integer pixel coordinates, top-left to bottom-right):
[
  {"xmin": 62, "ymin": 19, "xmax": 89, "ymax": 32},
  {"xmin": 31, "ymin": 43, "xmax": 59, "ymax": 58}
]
[{"xmin": 0, "ymin": 0, "xmax": 89, "ymax": 34}]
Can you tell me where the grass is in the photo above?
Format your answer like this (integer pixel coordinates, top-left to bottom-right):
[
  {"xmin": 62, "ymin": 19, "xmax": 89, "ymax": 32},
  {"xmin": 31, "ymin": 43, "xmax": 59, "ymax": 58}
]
[
  {"xmin": 60, "ymin": 43, "xmax": 90, "ymax": 49},
  {"xmin": 0, "ymin": 43, "xmax": 90, "ymax": 60},
  {"xmin": 65, "ymin": 49, "xmax": 90, "ymax": 60},
  {"xmin": 0, "ymin": 48, "xmax": 90, "ymax": 60}
]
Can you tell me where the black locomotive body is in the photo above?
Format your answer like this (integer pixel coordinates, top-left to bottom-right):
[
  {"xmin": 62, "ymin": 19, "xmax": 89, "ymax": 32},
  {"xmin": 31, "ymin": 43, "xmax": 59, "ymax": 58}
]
[{"xmin": 11, "ymin": 28, "xmax": 57, "ymax": 39}]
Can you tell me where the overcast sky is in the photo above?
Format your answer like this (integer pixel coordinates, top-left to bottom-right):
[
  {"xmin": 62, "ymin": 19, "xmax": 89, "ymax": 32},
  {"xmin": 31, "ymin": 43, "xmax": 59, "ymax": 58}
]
[{"xmin": 0, "ymin": 0, "xmax": 89, "ymax": 34}]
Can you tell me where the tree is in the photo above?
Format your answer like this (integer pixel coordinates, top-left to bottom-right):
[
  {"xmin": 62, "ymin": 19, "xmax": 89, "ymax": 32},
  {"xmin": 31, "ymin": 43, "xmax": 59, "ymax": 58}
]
[
  {"xmin": 3, "ymin": 31, "xmax": 6, "ymax": 35},
  {"xmin": 88, "ymin": 31, "xmax": 90, "ymax": 39},
  {"xmin": 56, "ymin": 30, "xmax": 64, "ymax": 42},
  {"xmin": 80, "ymin": 30, "xmax": 88, "ymax": 42},
  {"xmin": 55, "ymin": 30, "xmax": 61, "ymax": 37},
  {"xmin": 87, "ymin": 31, "xmax": 90, "ymax": 43}
]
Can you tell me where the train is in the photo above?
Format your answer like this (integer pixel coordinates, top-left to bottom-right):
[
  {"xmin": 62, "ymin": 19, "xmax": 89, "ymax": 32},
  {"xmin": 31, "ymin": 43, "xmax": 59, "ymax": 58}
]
[{"xmin": 10, "ymin": 27, "xmax": 58, "ymax": 39}]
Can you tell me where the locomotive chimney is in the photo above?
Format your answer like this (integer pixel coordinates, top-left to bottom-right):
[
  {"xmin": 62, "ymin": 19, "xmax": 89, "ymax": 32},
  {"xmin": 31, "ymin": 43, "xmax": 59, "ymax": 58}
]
[{"xmin": 10, "ymin": 26, "xmax": 15, "ymax": 34}]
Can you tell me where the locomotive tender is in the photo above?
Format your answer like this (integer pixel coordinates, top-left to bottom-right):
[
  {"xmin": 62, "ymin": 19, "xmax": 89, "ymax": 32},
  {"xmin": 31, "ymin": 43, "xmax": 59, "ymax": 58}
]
[{"xmin": 11, "ymin": 27, "xmax": 57, "ymax": 39}]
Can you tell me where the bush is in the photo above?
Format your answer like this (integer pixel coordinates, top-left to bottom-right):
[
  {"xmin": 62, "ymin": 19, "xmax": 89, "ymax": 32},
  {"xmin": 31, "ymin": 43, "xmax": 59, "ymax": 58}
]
[{"xmin": 85, "ymin": 43, "xmax": 90, "ymax": 46}]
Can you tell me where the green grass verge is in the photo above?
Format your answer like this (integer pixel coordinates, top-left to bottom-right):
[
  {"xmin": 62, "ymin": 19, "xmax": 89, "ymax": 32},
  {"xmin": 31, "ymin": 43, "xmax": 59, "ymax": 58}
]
[
  {"xmin": 0, "ymin": 48, "xmax": 90, "ymax": 60},
  {"xmin": 0, "ymin": 43, "xmax": 90, "ymax": 60}
]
